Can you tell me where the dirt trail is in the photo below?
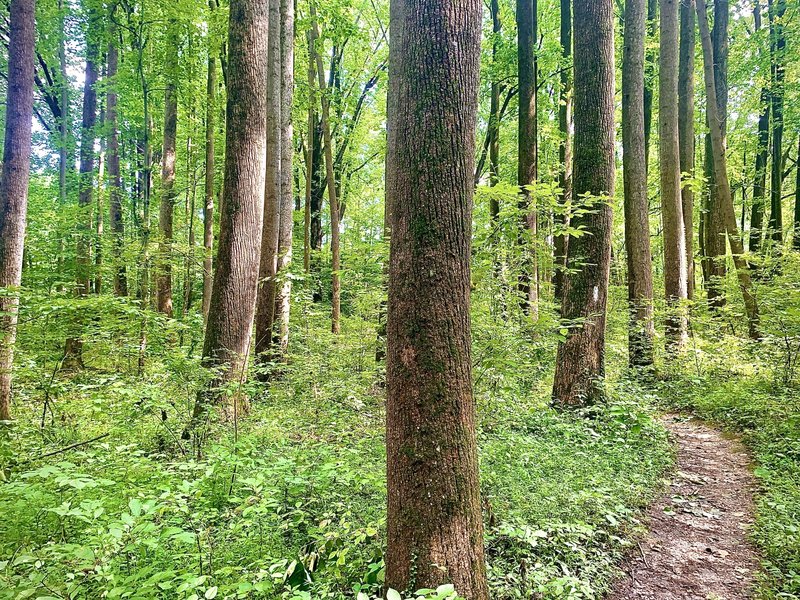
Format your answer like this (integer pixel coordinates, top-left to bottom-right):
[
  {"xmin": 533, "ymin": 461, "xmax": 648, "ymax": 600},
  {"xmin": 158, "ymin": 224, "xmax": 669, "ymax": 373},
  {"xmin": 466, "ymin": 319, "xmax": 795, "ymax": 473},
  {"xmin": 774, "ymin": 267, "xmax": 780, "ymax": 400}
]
[{"xmin": 609, "ymin": 414, "xmax": 759, "ymax": 600}]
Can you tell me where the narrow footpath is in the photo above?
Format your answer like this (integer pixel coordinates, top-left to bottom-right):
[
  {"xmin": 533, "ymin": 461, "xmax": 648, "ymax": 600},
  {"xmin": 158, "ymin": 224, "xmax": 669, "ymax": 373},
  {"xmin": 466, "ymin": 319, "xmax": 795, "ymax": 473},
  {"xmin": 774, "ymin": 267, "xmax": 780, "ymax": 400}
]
[{"xmin": 610, "ymin": 414, "xmax": 760, "ymax": 599}]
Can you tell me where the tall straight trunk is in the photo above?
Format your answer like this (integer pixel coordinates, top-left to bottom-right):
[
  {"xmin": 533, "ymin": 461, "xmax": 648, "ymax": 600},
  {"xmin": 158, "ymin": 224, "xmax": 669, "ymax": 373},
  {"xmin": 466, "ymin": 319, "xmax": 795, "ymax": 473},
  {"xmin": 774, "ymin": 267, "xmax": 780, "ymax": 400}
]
[
  {"xmin": 702, "ymin": 0, "xmax": 728, "ymax": 309},
  {"xmin": 202, "ymin": 52, "xmax": 216, "ymax": 321},
  {"xmin": 767, "ymin": 0, "xmax": 786, "ymax": 245},
  {"xmin": 157, "ymin": 21, "xmax": 179, "ymax": 317},
  {"xmin": 517, "ymin": 0, "xmax": 538, "ymax": 317},
  {"xmin": 488, "ymin": 0, "xmax": 501, "ymax": 193},
  {"xmin": 107, "ymin": 22, "xmax": 127, "ymax": 297},
  {"xmin": 554, "ymin": 0, "xmax": 571, "ymax": 302},
  {"xmin": 660, "ymin": 0, "xmax": 689, "ymax": 348},
  {"xmin": 58, "ymin": 0, "xmax": 69, "ymax": 206},
  {"xmin": 385, "ymin": 0, "xmax": 488, "ymax": 595},
  {"xmin": 304, "ymin": 33, "xmax": 315, "ymax": 275},
  {"xmin": 696, "ymin": 0, "xmax": 760, "ymax": 339},
  {"xmin": 273, "ymin": 0, "xmax": 294, "ymax": 355},
  {"xmin": 311, "ymin": 6, "xmax": 342, "ymax": 334},
  {"xmin": 622, "ymin": 0, "xmax": 655, "ymax": 366},
  {"xmin": 187, "ymin": 0, "xmax": 269, "ymax": 433},
  {"xmin": 552, "ymin": 0, "xmax": 615, "ymax": 406},
  {"xmin": 644, "ymin": 0, "xmax": 657, "ymax": 171},
  {"xmin": 679, "ymin": 0, "xmax": 695, "ymax": 298},
  {"xmin": 751, "ymin": 87, "xmax": 770, "ymax": 253},
  {"xmin": 254, "ymin": 0, "xmax": 282, "ymax": 361},
  {"xmin": 95, "ymin": 110, "xmax": 105, "ymax": 295},
  {"xmin": 183, "ymin": 124, "xmax": 197, "ymax": 315},
  {"xmin": 0, "ymin": 0, "xmax": 36, "ymax": 420},
  {"xmin": 794, "ymin": 136, "xmax": 800, "ymax": 250}
]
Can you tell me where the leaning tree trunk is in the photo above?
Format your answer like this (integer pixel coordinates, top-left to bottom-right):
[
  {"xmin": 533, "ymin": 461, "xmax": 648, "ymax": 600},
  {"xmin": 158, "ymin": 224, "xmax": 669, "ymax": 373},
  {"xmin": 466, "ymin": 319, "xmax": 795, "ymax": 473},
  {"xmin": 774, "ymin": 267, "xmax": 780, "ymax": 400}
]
[
  {"xmin": 0, "ymin": 0, "xmax": 36, "ymax": 420},
  {"xmin": 107, "ymin": 20, "xmax": 127, "ymax": 297},
  {"xmin": 202, "ymin": 50, "xmax": 216, "ymax": 321},
  {"xmin": 622, "ymin": 0, "xmax": 655, "ymax": 367},
  {"xmin": 186, "ymin": 0, "xmax": 269, "ymax": 435},
  {"xmin": 660, "ymin": 0, "xmax": 689, "ymax": 349},
  {"xmin": 552, "ymin": 0, "xmax": 615, "ymax": 406},
  {"xmin": 767, "ymin": 0, "xmax": 786, "ymax": 245},
  {"xmin": 696, "ymin": 0, "xmax": 760, "ymax": 339},
  {"xmin": 157, "ymin": 20, "xmax": 179, "ymax": 317},
  {"xmin": 385, "ymin": 0, "xmax": 488, "ymax": 597},
  {"xmin": 679, "ymin": 0, "xmax": 696, "ymax": 299},
  {"xmin": 553, "ymin": 0, "xmax": 572, "ymax": 302}
]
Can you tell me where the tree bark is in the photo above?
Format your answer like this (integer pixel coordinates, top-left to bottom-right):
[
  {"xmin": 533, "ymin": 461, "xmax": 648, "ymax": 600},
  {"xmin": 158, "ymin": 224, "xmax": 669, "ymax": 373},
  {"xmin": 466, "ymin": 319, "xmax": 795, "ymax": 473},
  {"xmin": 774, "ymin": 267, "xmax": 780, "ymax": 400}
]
[
  {"xmin": 202, "ymin": 50, "xmax": 216, "ymax": 320},
  {"xmin": 750, "ymin": 87, "xmax": 770, "ymax": 253},
  {"xmin": 187, "ymin": 0, "xmax": 269, "ymax": 432},
  {"xmin": 767, "ymin": 0, "xmax": 786, "ymax": 245},
  {"xmin": 553, "ymin": 0, "xmax": 571, "ymax": 302},
  {"xmin": 679, "ymin": 0, "xmax": 696, "ymax": 299},
  {"xmin": 157, "ymin": 20, "xmax": 179, "ymax": 317},
  {"xmin": 794, "ymin": 136, "xmax": 800, "ymax": 250},
  {"xmin": 622, "ymin": 0, "xmax": 655, "ymax": 367},
  {"xmin": 552, "ymin": 0, "xmax": 615, "ymax": 406},
  {"xmin": 385, "ymin": 0, "xmax": 488, "ymax": 596},
  {"xmin": 660, "ymin": 0, "xmax": 689, "ymax": 349},
  {"xmin": 644, "ymin": 0, "xmax": 657, "ymax": 171},
  {"xmin": 0, "ymin": 0, "xmax": 36, "ymax": 420},
  {"xmin": 696, "ymin": 0, "xmax": 761, "ymax": 339},
  {"xmin": 304, "ymin": 32, "xmax": 315, "ymax": 275},
  {"xmin": 107, "ymin": 19, "xmax": 127, "ymax": 297}
]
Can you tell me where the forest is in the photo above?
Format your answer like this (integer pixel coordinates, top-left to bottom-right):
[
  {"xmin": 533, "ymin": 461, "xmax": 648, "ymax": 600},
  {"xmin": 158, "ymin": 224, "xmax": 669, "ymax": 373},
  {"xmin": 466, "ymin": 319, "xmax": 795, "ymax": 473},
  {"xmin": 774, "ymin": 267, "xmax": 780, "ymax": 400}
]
[{"xmin": 1, "ymin": 0, "xmax": 799, "ymax": 597}]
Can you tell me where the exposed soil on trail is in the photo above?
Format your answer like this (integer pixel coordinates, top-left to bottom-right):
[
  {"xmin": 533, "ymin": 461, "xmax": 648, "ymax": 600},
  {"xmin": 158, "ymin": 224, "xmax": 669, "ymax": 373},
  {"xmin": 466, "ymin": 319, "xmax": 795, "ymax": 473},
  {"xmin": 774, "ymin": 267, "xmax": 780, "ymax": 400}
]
[{"xmin": 609, "ymin": 414, "xmax": 760, "ymax": 600}]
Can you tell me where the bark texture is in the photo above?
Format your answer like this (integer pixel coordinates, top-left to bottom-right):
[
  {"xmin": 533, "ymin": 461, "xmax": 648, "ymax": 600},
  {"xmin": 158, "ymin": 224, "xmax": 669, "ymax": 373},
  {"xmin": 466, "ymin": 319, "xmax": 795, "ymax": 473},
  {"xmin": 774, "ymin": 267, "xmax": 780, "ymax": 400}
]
[
  {"xmin": 622, "ymin": 0, "xmax": 655, "ymax": 366},
  {"xmin": 552, "ymin": 0, "xmax": 615, "ymax": 406},
  {"xmin": 0, "ymin": 0, "xmax": 36, "ymax": 420},
  {"xmin": 385, "ymin": 0, "xmax": 488, "ymax": 596},
  {"xmin": 107, "ymin": 23, "xmax": 127, "ymax": 297},
  {"xmin": 202, "ymin": 52, "xmax": 216, "ymax": 320},
  {"xmin": 767, "ymin": 0, "xmax": 786, "ymax": 245},
  {"xmin": 554, "ymin": 0, "xmax": 572, "ymax": 302},
  {"xmin": 679, "ymin": 0, "xmax": 696, "ymax": 298},
  {"xmin": 750, "ymin": 88, "xmax": 770, "ymax": 253}
]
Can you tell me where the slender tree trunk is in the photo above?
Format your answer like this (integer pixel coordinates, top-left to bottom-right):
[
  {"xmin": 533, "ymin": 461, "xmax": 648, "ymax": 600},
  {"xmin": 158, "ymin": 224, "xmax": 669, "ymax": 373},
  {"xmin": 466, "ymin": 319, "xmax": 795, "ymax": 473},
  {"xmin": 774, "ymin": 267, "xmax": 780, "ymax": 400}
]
[
  {"xmin": 554, "ymin": 0, "xmax": 571, "ymax": 302},
  {"xmin": 0, "ymin": 0, "xmax": 36, "ymax": 420},
  {"xmin": 489, "ymin": 0, "xmax": 501, "ymax": 194},
  {"xmin": 517, "ymin": 0, "xmax": 538, "ymax": 317},
  {"xmin": 95, "ymin": 108, "xmax": 105, "ymax": 295},
  {"xmin": 794, "ymin": 136, "xmax": 800, "ymax": 250},
  {"xmin": 107, "ymin": 21, "xmax": 127, "ymax": 297},
  {"xmin": 679, "ymin": 0, "xmax": 695, "ymax": 299},
  {"xmin": 157, "ymin": 21, "xmax": 179, "ymax": 317},
  {"xmin": 273, "ymin": 0, "xmax": 294, "ymax": 355},
  {"xmin": 696, "ymin": 0, "xmax": 760, "ymax": 339},
  {"xmin": 750, "ymin": 87, "xmax": 769, "ymax": 253},
  {"xmin": 311, "ymin": 6, "xmax": 342, "ymax": 334},
  {"xmin": 385, "ymin": 0, "xmax": 488, "ymax": 595},
  {"xmin": 644, "ymin": 0, "xmax": 657, "ymax": 171},
  {"xmin": 552, "ymin": 0, "xmax": 615, "ymax": 406},
  {"xmin": 622, "ymin": 0, "xmax": 655, "ymax": 367},
  {"xmin": 767, "ymin": 0, "xmax": 786, "ymax": 245},
  {"xmin": 661, "ymin": 0, "xmax": 689, "ymax": 349},
  {"xmin": 254, "ymin": 0, "xmax": 282, "ymax": 362},
  {"xmin": 202, "ymin": 51, "xmax": 216, "ymax": 321},
  {"xmin": 304, "ymin": 33, "xmax": 315, "ymax": 275},
  {"xmin": 187, "ymin": 0, "xmax": 269, "ymax": 434}
]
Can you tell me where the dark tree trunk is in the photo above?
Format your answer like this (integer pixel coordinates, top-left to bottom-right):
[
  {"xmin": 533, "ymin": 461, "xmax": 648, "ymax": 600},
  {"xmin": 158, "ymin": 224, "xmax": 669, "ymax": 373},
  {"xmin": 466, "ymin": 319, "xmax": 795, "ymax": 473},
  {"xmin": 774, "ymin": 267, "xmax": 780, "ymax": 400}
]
[
  {"xmin": 553, "ymin": 0, "xmax": 572, "ymax": 302},
  {"xmin": 304, "ymin": 32, "xmax": 315, "ymax": 275},
  {"xmin": 622, "ymin": 0, "xmax": 655, "ymax": 366},
  {"xmin": 385, "ymin": 0, "xmax": 488, "ymax": 596},
  {"xmin": 0, "ymin": 0, "xmax": 36, "ymax": 420},
  {"xmin": 552, "ymin": 0, "xmax": 615, "ymax": 406},
  {"xmin": 202, "ymin": 51, "xmax": 216, "ymax": 320},
  {"xmin": 794, "ymin": 136, "xmax": 800, "ymax": 250},
  {"xmin": 750, "ymin": 87, "xmax": 770, "ymax": 253},
  {"xmin": 643, "ymin": 0, "xmax": 657, "ymax": 171},
  {"xmin": 679, "ymin": 0, "xmax": 696, "ymax": 298},
  {"xmin": 187, "ymin": 0, "xmax": 269, "ymax": 433},
  {"xmin": 488, "ymin": 0, "xmax": 501, "ymax": 193},
  {"xmin": 157, "ymin": 21, "xmax": 179, "ymax": 317},
  {"xmin": 661, "ymin": 0, "xmax": 689, "ymax": 349},
  {"xmin": 107, "ymin": 20, "xmax": 127, "ymax": 297},
  {"xmin": 767, "ymin": 0, "xmax": 786, "ymax": 245}
]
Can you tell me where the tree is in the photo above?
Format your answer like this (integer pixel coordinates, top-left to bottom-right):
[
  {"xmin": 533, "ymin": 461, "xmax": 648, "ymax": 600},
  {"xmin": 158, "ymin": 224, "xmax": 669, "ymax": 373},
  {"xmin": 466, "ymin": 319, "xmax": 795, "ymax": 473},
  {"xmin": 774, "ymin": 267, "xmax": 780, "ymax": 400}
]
[
  {"xmin": 157, "ymin": 20, "xmax": 180, "ymax": 317},
  {"xmin": 660, "ymin": 0, "xmax": 689, "ymax": 348},
  {"xmin": 202, "ymin": 21, "xmax": 216, "ymax": 320},
  {"xmin": 622, "ymin": 0, "xmax": 655, "ymax": 366},
  {"xmin": 750, "ymin": 2, "xmax": 770, "ymax": 254},
  {"xmin": 385, "ymin": 0, "xmax": 488, "ymax": 596},
  {"xmin": 107, "ymin": 17, "xmax": 127, "ymax": 297},
  {"xmin": 794, "ymin": 136, "xmax": 800, "ymax": 250},
  {"xmin": 678, "ymin": 0, "xmax": 695, "ymax": 298},
  {"xmin": 696, "ymin": 0, "xmax": 760, "ymax": 339},
  {"xmin": 553, "ymin": 0, "xmax": 571, "ymax": 302},
  {"xmin": 767, "ymin": 0, "xmax": 786, "ymax": 245},
  {"xmin": 552, "ymin": 0, "xmax": 615, "ymax": 406},
  {"xmin": 0, "ymin": 0, "xmax": 36, "ymax": 420},
  {"xmin": 187, "ymin": 0, "xmax": 269, "ymax": 433}
]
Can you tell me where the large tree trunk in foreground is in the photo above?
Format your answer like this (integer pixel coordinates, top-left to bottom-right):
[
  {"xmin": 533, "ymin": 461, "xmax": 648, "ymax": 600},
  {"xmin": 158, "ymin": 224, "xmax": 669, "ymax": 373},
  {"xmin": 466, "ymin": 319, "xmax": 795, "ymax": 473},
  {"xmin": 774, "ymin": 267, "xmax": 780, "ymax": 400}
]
[
  {"xmin": 187, "ymin": 0, "xmax": 268, "ymax": 435},
  {"xmin": 157, "ymin": 21, "xmax": 179, "ymax": 317},
  {"xmin": 107, "ymin": 22, "xmax": 127, "ymax": 297},
  {"xmin": 553, "ymin": 0, "xmax": 571, "ymax": 302},
  {"xmin": 622, "ymin": 0, "xmax": 655, "ymax": 367},
  {"xmin": 660, "ymin": 0, "xmax": 689, "ymax": 349},
  {"xmin": 385, "ymin": 0, "xmax": 488, "ymax": 596},
  {"xmin": 679, "ymin": 0, "xmax": 696, "ymax": 299},
  {"xmin": 0, "ymin": 0, "xmax": 36, "ymax": 420},
  {"xmin": 202, "ymin": 52, "xmax": 216, "ymax": 320},
  {"xmin": 696, "ymin": 0, "xmax": 760, "ymax": 340},
  {"xmin": 552, "ymin": 0, "xmax": 615, "ymax": 406}
]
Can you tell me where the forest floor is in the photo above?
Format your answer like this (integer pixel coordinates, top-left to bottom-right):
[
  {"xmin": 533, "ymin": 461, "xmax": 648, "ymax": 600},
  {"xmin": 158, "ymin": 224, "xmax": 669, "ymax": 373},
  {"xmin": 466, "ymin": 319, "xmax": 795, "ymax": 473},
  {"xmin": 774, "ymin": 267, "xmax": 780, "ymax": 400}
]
[{"xmin": 610, "ymin": 414, "xmax": 759, "ymax": 600}]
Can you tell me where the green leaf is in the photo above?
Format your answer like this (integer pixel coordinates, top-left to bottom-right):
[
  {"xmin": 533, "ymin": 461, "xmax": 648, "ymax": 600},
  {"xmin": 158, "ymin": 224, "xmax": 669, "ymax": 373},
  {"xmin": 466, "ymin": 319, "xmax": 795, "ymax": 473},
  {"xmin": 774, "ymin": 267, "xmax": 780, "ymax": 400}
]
[{"xmin": 204, "ymin": 586, "xmax": 218, "ymax": 599}]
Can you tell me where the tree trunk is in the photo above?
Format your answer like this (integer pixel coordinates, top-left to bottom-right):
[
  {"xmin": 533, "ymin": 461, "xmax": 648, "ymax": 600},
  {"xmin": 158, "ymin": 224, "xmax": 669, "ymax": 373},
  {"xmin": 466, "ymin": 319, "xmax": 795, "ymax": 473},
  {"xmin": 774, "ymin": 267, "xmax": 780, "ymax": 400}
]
[
  {"xmin": 767, "ymin": 0, "xmax": 786, "ymax": 245},
  {"xmin": 643, "ymin": 0, "xmax": 657, "ymax": 171},
  {"xmin": 58, "ymin": 0, "xmax": 69, "ymax": 207},
  {"xmin": 552, "ymin": 0, "xmax": 615, "ymax": 406},
  {"xmin": 0, "ymin": 0, "xmax": 36, "ymax": 420},
  {"xmin": 187, "ymin": 0, "xmax": 269, "ymax": 434},
  {"xmin": 750, "ymin": 87, "xmax": 769, "ymax": 253},
  {"xmin": 304, "ymin": 33, "xmax": 315, "ymax": 275},
  {"xmin": 553, "ymin": 0, "xmax": 571, "ymax": 302},
  {"xmin": 202, "ymin": 50, "xmax": 216, "ymax": 320},
  {"xmin": 157, "ymin": 20, "xmax": 179, "ymax": 317},
  {"xmin": 107, "ymin": 20, "xmax": 127, "ymax": 297},
  {"xmin": 488, "ymin": 0, "xmax": 501, "ymax": 193},
  {"xmin": 517, "ymin": 0, "xmax": 538, "ymax": 317},
  {"xmin": 679, "ymin": 0, "xmax": 696, "ymax": 299},
  {"xmin": 660, "ymin": 0, "xmax": 689, "ymax": 349},
  {"xmin": 696, "ymin": 0, "xmax": 761, "ymax": 339},
  {"xmin": 794, "ymin": 136, "xmax": 800, "ymax": 250},
  {"xmin": 385, "ymin": 0, "xmax": 488, "ymax": 596},
  {"xmin": 622, "ymin": 0, "xmax": 655, "ymax": 367},
  {"xmin": 254, "ymin": 0, "xmax": 282, "ymax": 362}
]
